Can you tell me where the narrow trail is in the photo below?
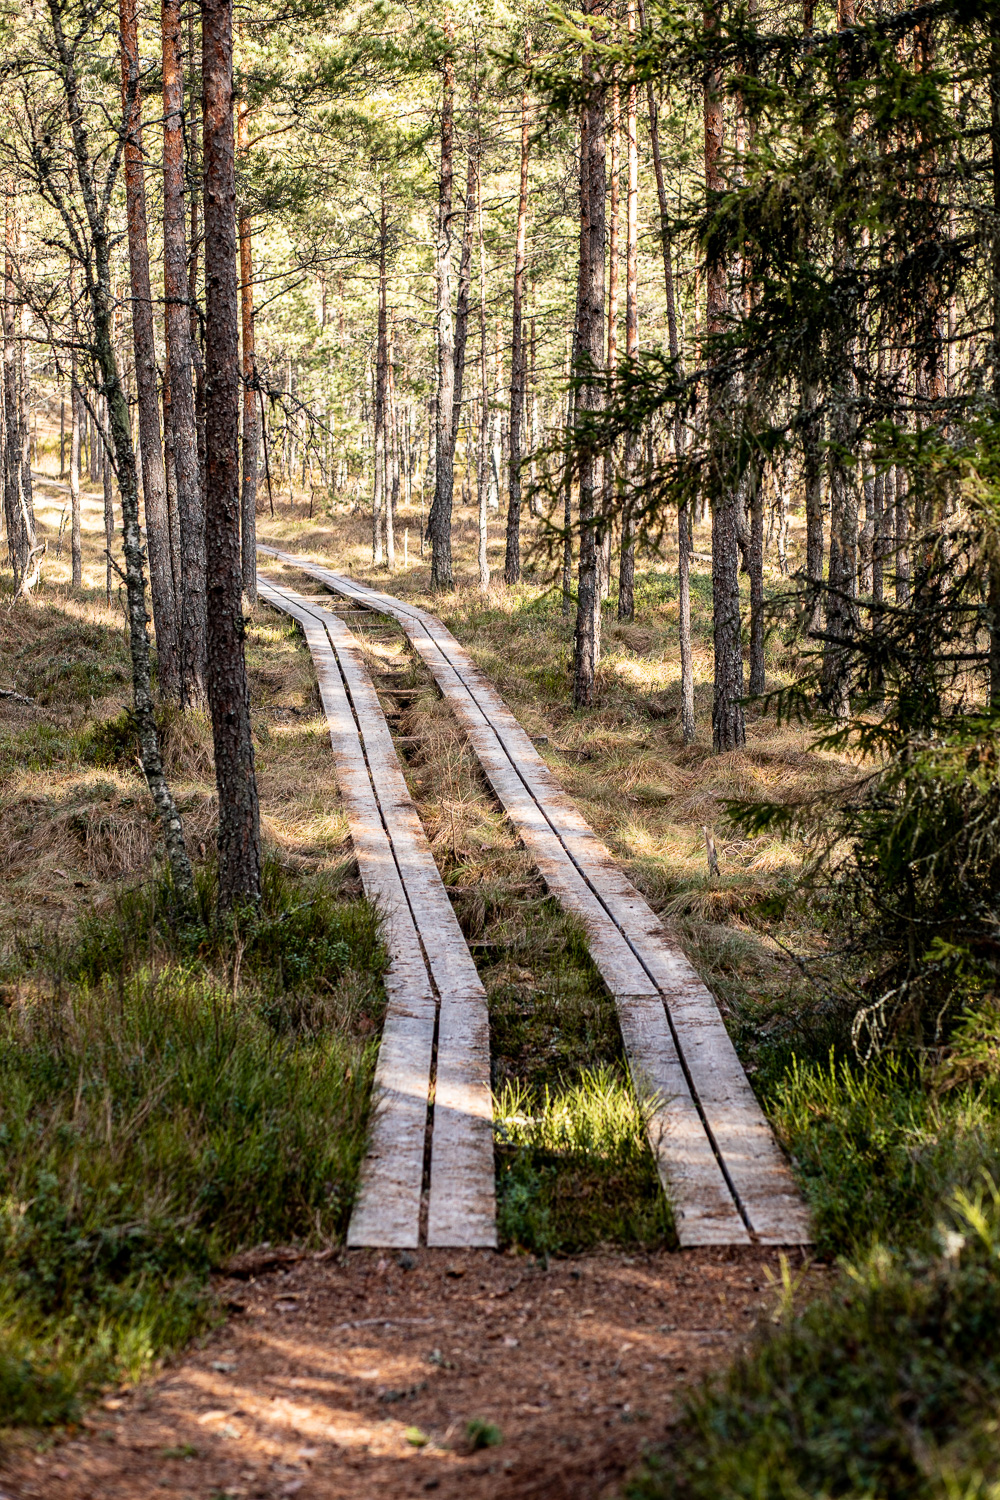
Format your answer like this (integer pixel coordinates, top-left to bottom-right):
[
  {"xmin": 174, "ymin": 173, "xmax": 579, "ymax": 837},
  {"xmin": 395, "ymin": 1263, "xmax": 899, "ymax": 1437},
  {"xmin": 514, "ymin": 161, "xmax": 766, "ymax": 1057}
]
[
  {"xmin": 259, "ymin": 547, "xmax": 811, "ymax": 1250},
  {"xmin": 257, "ymin": 578, "xmax": 494, "ymax": 1249}
]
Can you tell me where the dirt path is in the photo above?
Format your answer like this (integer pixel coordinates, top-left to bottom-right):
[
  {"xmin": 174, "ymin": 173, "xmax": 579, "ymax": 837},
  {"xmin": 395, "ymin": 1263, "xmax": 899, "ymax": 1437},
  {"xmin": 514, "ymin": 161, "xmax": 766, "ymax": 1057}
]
[{"xmin": 1, "ymin": 1247, "xmax": 806, "ymax": 1500}]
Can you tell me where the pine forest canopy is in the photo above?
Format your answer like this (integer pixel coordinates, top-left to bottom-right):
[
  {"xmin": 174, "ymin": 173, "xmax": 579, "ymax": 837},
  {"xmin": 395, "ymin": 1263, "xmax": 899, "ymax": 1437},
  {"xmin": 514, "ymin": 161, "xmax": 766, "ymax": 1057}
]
[{"xmin": 2, "ymin": 0, "xmax": 1000, "ymax": 901}]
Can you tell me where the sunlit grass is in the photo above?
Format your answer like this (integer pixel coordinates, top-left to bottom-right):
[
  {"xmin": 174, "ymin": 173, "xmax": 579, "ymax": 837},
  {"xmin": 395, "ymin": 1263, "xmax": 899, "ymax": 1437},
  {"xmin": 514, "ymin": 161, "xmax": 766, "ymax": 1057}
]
[{"xmin": 494, "ymin": 1067, "xmax": 676, "ymax": 1254}]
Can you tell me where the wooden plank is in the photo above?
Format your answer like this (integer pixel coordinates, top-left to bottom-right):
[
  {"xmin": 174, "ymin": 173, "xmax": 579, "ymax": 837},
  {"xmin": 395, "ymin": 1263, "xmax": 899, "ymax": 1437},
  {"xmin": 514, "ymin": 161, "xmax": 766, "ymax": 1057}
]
[
  {"xmin": 257, "ymin": 546, "xmax": 810, "ymax": 1247},
  {"xmin": 406, "ymin": 618, "xmax": 811, "ymax": 1246},
  {"xmin": 256, "ymin": 554, "xmax": 746, "ymax": 1247},
  {"xmin": 256, "ymin": 579, "xmax": 433, "ymax": 1250},
  {"xmin": 319, "ymin": 610, "xmax": 496, "ymax": 1250}
]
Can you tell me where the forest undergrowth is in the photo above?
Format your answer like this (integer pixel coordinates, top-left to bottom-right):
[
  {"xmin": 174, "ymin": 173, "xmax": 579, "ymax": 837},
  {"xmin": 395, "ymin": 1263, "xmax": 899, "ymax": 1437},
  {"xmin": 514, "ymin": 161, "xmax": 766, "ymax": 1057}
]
[
  {"xmin": 6, "ymin": 476, "xmax": 1000, "ymax": 1494},
  {"xmin": 0, "ymin": 479, "xmax": 391, "ymax": 1428},
  {"xmin": 261, "ymin": 499, "xmax": 1000, "ymax": 1500}
]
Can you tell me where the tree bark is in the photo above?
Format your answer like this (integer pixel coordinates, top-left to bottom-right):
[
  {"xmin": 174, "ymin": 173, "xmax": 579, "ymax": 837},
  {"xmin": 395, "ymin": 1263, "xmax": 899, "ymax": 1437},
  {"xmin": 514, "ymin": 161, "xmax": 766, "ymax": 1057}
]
[
  {"xmin": 476, "ymin": 128, "xmax": 490, "ymax": 589},
  {"xmin": 505, "ymin": 37, "xmax": 531, "ymax": 585},
  {"xmin": 452, "ymin": 145, "xmax": 476, "ymax": 447},
  {"xmin": 188, "ymin": 5, "xmax": 207, "ymax": 495},
  {"xmin": 705, "ymin": 0, "xmax": 745, "ymax": 751},
  {"xmin": 373, "ymin": 188, "xmax": 388, "ymax": 565},
  {"xmin": 386, "ymin": 310, "xmax": 396, "ymax": 568},
  {"xmin": 238, "ymin": 95, "xmax": 258, "ymax": 602},
  {"xmin": 103, "ymin": 398, "xmax": 115, "ymax": 606},
  {"xmin": 573, "ymin": 43, "xmax": 606, "ymax": 709},
  {"xmin": 46, "ymin": 0, "xmax": 194, "ymax": 906},
  {"xmin": 747, "ymin": 466, "xmax": 765, "ymax": 695},
  {"xmin": 120, "ymin": 0, "xmax": 180, "ymax": 700},
  {"xmin": 163, "ymin": 0, "xmax": 207, "ymax": 709},
  {"xmin": 618, "ymin": 0, "xmax": 639, "ymax": 624},
  {"xmin": 801, "ymin": 0, "xmax": 824, "ymax": 637},
  {"xmin": 821, "ymin": 0, "xmax": 859, "ymax": 718},
  {"xmin": 162, "ymin": 362, "xmax": 181, "ymax": 604},
  {"xmin": 71, "ymin": 377, "xmax": 82, "ymax": 588},
  {"xmin": 203, "ymin": 0, "xmax": 262, "ymax": 911},
  {"xmin": 802, "ymin": 378, "xmax": 824, "ymax": 631},
  {"xmin": 991, "ymin": 22, "xmax": 1000, "ymax": 708},
  {"xmin": 428, "ymin": 29, "xmax": 456, "ymax": 588},
  {"xmin": 3, "ymin": 206, "xmax": 37, "ymax": 595}
]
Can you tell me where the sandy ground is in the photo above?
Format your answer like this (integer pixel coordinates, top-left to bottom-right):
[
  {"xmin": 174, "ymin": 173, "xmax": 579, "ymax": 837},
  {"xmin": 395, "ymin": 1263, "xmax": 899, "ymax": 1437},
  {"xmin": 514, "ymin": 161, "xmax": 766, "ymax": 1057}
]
[{"xmin": 0, "ymin": 1245, "xmax": 812, "ymax": 1500}]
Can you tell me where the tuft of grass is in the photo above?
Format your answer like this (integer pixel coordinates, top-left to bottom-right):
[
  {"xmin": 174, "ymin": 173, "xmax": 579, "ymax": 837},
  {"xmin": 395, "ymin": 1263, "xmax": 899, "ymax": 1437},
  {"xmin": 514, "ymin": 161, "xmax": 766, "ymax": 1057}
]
[
  {"xmin": 494, "ymin": 1067, "xmax": 676, "ymax": 1254},
  {"xmin": 45, "ymin": 857, "xmax": 386, "ymax": 1030},
  {"xmin": 466, "ymin": 1418, "xmax": 503, "ymax": 1450},
  {"xmin": 769, "ymin": 1052, "xmax": 1000, "ymax": 1260},
  {"xmin": 628, "ymin": 1182, "xmax": 1000, "ymax": 1500},
  {"xmin": 0, "ymin": 968, "xmax": 378, "ymax": 1426},
  {"xmin": 0, "ymin": 862, "xmax": 387, "ymax": 1428}
]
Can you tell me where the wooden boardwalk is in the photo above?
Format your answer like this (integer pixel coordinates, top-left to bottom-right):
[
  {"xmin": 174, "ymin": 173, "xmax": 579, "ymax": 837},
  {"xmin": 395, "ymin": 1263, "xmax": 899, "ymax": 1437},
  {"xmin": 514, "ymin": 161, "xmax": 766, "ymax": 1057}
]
[
  {"xmin": 257, "ymin": 577, "xmax": 495, "ymax": 1250},
  {"xmin": 258, "ymin": 546, "xmax": 811, "ymax": 1249}
]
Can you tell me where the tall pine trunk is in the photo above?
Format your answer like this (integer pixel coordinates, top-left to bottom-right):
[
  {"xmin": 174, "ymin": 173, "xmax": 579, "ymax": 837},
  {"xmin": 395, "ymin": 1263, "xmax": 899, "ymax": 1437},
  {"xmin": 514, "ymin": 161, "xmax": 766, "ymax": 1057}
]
[
  {"xmin": 573, "ymin": 42, "xmax": 606, "ymax": 709},
  {"xmin": 188, "ymin": 6, "xmax": 207, "ymax": 494},
  {"xmin": 601, "ymin": 77, "xmax": 619, "ymax": 606},
  {"xmin": 385, "ymin": 312, "xmax": 396, "ymax": 567},
  {"xmin": 647, "ymin": 61, "xmax": 695, "ymax": 742},
  {"xmin": 476, "ymin": 124, "xmax": 490, "ymax": 589},
  {"xmin": 452, "ymin": 146, "xmax": 476, "ymax": 448},
  {"xmin": 618, "ymin": 0, "xmax": 639, "ymax": 624},
  {"xmin": 428, "ymin": 30, "xmax": 456, "ymax": 589},
  {"xmin": 120, "ymin": 0, "xmax": 180, "ymax": 700},
  {"xmin": 504, "ymin": 38, "xmax": 531, "ymax": 585},
  {"xmin": 202, "ymin": 0, "xmax": 262, "ymax": 912},
  {"xmin": 238, "ymin": 96, "xmax": 258, "ymax": 601},
  {"xmin": 373, "ymin": 189, "xmax": 388, "ymax": 565},
  {"xmin": 163, "ymin": 0, "xmax": 206, "ymax": 708},
  {"xmin": 705, "ymin": 0, "xmax": 745, "ymax": 751},
  {"xmin": 3, "ymin": 206, "xmax": 37, "ymax": 595},
  {"xmin": 70, "ymin": 374, "xmax": 82, "ymax": 588},
  {"xmin": 821, "ymin": 0, "xmax": 859, "ymax": 718},
  {"xmin": 102, "ymin": 398, "xmax": 114, "ymax": 606}
]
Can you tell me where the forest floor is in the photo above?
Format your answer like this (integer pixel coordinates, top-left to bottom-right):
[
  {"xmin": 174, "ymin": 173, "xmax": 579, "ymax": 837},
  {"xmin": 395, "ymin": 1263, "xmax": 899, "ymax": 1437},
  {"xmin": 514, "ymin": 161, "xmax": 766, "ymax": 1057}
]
[
  {"xmin": 0, "ymin": 472, "xmax": 873, "ymax": 1500},
  {"xmin": 1, "ymin": 1245, "xmax": 807, "ymax": 1500}
]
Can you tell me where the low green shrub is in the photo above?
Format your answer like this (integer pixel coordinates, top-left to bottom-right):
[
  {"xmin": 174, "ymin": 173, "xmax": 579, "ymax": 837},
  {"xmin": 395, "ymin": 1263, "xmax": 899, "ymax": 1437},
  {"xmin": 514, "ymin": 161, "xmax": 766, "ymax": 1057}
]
[
  {"xmin": 0, "ymin": 861, "xmax": 388, "ymax": 1429},
  {"xmin": 57, "ymin": 858, "xmax": 386, "ymax": 1026},
  {"xmin": 629, "ymin": 1179, "xmax": 1000, "ymax": 1500},
  {"xmin": 0, "ymin": 966, "xmax": 378, "ymax": 1426}
]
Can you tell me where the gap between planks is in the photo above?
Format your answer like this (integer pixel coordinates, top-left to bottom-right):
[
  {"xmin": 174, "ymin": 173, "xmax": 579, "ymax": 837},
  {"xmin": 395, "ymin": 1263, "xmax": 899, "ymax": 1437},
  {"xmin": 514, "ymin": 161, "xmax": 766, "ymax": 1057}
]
[
  {"xmin": 257, "ymin": 544, "xmax": 812, "ymax": 1250},
  {"xmin": 257, "ymin": 575, "xmax": 495, "ymax": 1251}
]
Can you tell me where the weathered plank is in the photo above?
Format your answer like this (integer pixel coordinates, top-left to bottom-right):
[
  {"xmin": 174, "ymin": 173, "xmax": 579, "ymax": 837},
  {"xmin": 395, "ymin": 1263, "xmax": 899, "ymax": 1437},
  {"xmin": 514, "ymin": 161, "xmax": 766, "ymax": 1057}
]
[
  {"xmin": 257, "ymin": 580, "xmax": 433, "ymax": 1249},
  {"xmin": 318, "ymin": 610, "xmax": 495, "ymax": 1249},
  {"xmin": 257, "ymin": 545, "xmax": 811, "ymax": 1247},
  {"xmin": 260, "ymin": 575, "xmax": 496, "ymax": 1248}
]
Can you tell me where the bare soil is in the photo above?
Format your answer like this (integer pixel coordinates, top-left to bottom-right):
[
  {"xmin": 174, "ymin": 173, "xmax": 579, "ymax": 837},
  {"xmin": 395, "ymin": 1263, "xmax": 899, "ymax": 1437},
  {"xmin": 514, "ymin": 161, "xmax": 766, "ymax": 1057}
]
[{"xmin": 0, "ymin": 1246, "xmax": 815, "ymax": 1500}]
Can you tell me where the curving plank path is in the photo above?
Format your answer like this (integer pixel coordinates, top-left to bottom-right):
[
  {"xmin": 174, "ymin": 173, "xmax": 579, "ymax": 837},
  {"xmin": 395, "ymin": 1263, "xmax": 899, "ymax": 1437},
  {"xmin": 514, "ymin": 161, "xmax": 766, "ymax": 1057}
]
[
  {"xmin": 259, "ymin": 545, "xmax": 812, "ymax": 1249},
  {"xmin": 257, "ymin": 576, "xmax": 495, "ymax": 1250}
]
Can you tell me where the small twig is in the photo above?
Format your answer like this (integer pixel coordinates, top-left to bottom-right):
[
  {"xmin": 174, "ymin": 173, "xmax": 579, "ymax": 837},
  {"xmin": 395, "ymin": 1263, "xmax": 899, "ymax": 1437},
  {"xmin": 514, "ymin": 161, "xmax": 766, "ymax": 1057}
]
[
  {"xmin": 104, "ymin": 548, "xmax": 127, "ymax": 584},
  {"xmin": 0, "ymin": 687, "xmax": 35, "ymax": 705}
]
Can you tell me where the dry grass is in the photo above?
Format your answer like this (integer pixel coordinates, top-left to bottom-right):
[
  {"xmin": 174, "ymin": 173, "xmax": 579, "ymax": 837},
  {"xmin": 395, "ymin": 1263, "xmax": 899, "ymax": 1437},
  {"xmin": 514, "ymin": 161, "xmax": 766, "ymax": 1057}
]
[
  {"xmin": 0, "ymin": 473, "xmax": 358, "ymax": 950},
  {"xmin": 256, "ymin": 491, "xmax": 850, "ymax": 1056}
]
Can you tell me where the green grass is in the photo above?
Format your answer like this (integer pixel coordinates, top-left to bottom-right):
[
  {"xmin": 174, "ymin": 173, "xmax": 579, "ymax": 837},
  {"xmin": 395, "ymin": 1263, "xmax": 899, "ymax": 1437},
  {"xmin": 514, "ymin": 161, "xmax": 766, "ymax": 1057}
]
[
  {"xmin": 494, "ymin": 1068, "xmax": 676, "ymax": 1254},
  {"xmin": 0, "ymin": 863, "xmax": 387, "ymax": 1429},
  {"xmin": 628, "ymin": 1183, "xmax": 1000, "ymax": 1500},
  {"xmin": 768, "ymin": 1053, "xmax": 1000, "ymax": 1261},
  {"xmin": 629, "ymin": 1014, "xmax": 1000, "ymax": 1500}
]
